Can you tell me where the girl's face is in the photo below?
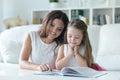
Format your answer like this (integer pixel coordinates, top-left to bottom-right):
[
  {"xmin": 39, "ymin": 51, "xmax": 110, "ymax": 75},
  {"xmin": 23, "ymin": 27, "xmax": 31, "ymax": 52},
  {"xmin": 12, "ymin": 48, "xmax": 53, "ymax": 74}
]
[
  {"xmin": 46, "ymin": 19, "xmax": 64, "ymax": 41},
  {"xmin": 67, "ymin": 27, "xmax": 83, "ymax": 48}
]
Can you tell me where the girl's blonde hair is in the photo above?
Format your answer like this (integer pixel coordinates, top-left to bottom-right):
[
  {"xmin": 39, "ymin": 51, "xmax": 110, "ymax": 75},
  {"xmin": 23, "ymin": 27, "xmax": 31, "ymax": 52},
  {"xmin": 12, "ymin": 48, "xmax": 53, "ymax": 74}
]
[{"xmin": 65, "ymin": 19, "xmax": 93, "ymax": 67}]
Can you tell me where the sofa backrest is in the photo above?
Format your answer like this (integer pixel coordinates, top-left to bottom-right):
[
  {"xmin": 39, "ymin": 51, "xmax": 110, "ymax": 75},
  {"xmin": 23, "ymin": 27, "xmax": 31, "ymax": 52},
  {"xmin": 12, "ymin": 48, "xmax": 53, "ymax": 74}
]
[
  {"xmin": 96, "ymin": 24, "xmax": 120, "ymax": 70},
  {"xmin": 87, "ymin": 25, "xmax": 101, "ymax": 60},
  {"xmin": 0, "ymin": 24, "xmax": 101, "ymax": 64},
  {"xmin": 0, "ymin": 25, "xmax": 40, "ymax": 44},
  {"xmin": 0, "ymin": 25, "xmax": 41, "ymax": 63}
]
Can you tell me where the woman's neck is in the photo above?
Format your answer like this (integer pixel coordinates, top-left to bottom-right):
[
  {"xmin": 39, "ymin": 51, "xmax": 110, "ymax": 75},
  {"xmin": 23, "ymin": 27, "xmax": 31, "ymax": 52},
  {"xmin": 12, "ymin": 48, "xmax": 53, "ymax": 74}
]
[{"xmin": 41, "ymin": 38, "xmax": 54, "ymax": 44}]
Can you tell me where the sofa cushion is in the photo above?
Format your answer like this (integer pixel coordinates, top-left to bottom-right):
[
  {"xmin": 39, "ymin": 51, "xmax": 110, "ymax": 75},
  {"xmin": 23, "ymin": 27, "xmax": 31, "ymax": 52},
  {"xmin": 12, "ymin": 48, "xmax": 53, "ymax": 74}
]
[
  {"xmin": 0, "ymin": 40, "xmax": 21, "ymax": 63},
  {"xmin": 0, "ymin": 52, "xmax": 3, "ymax": 62},
  {"xmin": 96, "ymin": 24, "xmax": 120, "ymax": 70},
  {"xmin": 0, "ymin": 25, "xmax": 41, "ymax": 63},
  {"xmin": 87, "ymin": 25, "xmax": 101, "ymax": 60},
  {"xmin": 0, "ymin": 25, "xmax": 40, "ymax": 44}
]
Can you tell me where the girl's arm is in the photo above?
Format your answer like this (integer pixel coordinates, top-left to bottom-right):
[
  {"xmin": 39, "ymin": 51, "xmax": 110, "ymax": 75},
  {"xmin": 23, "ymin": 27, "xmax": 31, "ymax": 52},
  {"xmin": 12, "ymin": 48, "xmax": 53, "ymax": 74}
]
[
  {"xmin": 55, "ymin": 45, "xmax": 73, "ymax": 70},
  {"xmin": 74, "ymin": 46, "xmax": 88, "ymax": 67},
  {"xmin": 19, "ymin": 33, "xmax": 50, "ymax": 71}
]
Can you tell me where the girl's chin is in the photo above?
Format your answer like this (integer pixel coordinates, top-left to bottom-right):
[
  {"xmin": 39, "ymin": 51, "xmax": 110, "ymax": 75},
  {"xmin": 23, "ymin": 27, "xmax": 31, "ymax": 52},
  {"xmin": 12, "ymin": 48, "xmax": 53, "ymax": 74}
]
[
  {"xmin": 69, "ymin": 45, "xmax": 75, "ymax": 48},
  {"xmin": 69, "ymin": 44, "xmax": 80, "ymax": 48}
]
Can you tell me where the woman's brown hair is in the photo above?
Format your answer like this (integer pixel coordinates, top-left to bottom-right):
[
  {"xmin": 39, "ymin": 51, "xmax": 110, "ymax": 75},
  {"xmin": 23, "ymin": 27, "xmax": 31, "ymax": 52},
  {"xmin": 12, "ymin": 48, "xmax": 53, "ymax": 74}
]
[{"xmin": 40, "ymin": 10, "xmax": 69, "ymax": 52}]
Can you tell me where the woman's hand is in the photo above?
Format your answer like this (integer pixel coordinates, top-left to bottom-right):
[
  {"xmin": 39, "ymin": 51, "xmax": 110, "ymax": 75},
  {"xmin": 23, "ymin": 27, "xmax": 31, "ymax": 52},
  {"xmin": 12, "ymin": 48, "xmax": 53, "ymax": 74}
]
[{"xmin": 37, "ymin": 64, "xmax": 51, "ymax": 72}]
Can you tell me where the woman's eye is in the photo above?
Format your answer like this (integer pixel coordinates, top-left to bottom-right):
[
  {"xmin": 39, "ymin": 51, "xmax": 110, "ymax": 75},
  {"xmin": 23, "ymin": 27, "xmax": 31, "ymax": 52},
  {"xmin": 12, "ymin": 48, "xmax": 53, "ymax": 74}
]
[
  {"xmin": 58, "ymin": 28, "xmax": 63, "ymax": 31},
  {"xmin": 50, "ymin": 23, "xmax": 54, "ymax": 27}
]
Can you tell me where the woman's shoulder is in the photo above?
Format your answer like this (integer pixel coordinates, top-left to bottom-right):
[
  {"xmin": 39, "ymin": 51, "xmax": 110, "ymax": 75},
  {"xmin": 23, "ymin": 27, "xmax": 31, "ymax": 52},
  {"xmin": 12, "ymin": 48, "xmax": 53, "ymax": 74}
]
[
  {"xmin": 29, "ymin": 31, "xmax": 39, "ymax": 34},
  {"xmin": 28, "ymin": 31, "xmax": 39, "ymax": 36},
  {"xmin": 24, "ymin": 31, "xmax": 39, "ymax": 39},
  {"xmin": 28, "ymin": 31, "xmax": 40, "ymax": 40}
]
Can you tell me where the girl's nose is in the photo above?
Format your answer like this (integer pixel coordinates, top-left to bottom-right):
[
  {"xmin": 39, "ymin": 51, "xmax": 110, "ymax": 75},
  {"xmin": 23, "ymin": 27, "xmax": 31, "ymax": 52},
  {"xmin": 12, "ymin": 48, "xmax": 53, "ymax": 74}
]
[{"xmin": 71, "ymin": 37, "xmax": 75, "ymax": 42}]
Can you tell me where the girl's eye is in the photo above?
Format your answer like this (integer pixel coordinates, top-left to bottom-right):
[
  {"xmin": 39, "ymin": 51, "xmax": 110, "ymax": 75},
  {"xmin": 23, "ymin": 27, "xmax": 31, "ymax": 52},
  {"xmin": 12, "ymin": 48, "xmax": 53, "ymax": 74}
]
[
  {"xmin": 75, "ymin": 37, "xmax": 79, "ymax": 39},
  {"xmin": 68, "ymin": 36, "xmax": 72, "ymax": 38}
]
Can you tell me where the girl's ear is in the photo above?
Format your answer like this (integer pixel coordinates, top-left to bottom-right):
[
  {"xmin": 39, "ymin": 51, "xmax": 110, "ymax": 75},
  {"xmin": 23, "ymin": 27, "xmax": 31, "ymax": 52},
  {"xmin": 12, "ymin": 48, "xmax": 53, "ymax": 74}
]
[{"xmin": 81, "ymin": 34, "xmax": 85, "ymax": 45}]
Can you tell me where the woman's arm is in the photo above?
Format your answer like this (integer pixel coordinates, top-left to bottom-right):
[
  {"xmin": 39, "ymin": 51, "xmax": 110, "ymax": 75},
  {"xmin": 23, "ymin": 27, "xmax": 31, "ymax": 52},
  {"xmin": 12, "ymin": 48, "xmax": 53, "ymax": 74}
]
[
  {"xmin": 55, "ymin": 45, "xmax": 73, "ymax": 70},
  {"xmin": 19, "ymin": 33, "xmax": 50, "ymax": 71}
]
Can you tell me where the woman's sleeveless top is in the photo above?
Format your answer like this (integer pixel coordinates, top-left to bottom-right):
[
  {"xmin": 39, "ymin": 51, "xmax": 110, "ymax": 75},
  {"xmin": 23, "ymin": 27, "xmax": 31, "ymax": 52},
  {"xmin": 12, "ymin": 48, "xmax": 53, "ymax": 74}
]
[{"xmin": 29, "ymin": 31, "xmax": 59, "ymax": 67}]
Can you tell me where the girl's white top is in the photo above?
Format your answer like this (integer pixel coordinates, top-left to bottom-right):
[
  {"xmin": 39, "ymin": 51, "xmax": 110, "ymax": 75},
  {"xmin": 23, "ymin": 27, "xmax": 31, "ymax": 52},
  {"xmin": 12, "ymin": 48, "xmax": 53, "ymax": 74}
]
[{"xmin": 64, "ymin": 44, "xmax": 84, "ymax": 67}]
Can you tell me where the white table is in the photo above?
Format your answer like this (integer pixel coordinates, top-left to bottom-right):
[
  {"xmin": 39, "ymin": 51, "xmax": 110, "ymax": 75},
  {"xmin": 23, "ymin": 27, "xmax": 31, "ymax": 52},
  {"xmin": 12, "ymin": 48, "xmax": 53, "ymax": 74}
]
[{"xmin": 0, "ymin": 63, "xmax": 120, "ymax": 80}]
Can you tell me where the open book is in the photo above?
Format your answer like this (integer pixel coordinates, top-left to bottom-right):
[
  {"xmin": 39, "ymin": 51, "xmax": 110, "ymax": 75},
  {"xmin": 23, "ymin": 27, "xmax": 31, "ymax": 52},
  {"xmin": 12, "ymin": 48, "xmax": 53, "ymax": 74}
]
[
  {"xmin": 34, "ymin": 67, "xmax": 107, "ymax": 78},
  {"xmin": 60, "ymin": 67, "xmax": 107, "ymax": 78}
]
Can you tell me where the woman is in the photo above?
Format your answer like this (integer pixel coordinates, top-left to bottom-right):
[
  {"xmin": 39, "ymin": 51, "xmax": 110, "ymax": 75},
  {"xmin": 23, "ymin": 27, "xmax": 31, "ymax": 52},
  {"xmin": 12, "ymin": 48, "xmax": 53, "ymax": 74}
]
[{"xmin": 19, "ymin": 10, "xmax": 69, "ymax": 72}]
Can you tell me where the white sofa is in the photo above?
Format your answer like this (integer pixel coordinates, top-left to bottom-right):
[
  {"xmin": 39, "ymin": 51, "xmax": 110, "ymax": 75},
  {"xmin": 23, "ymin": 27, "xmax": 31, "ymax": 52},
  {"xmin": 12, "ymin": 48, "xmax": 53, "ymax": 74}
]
[
  {"xmin": 0, "ymin": 24, "xmax": 120, "ymax": 71},
  {"xmin": 95, "ymin": 24, "xmax": 120, "ymax": 70},
  {"xmin": 0, "ymin": 25, "xmax": 40, "ymax": 63}
]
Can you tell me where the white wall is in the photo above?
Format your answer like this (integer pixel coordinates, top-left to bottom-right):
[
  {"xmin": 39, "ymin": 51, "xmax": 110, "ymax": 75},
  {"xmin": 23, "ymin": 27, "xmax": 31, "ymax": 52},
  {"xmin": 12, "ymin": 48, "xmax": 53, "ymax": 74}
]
[
  {"xmin": 0, "ymin": 0, "xmax": 4, "ymax": 31},
  {"xmin": 3, "ymin": 0, "xmax": 49, "ymax": 24},
  {"xmin": 0, "ymin": 0, "xmax": 3, "ymax": 22},
  {"xmin": 2, "ymin": 0, "xmax": 115, "ymax": 25},
  {"xmin": 3, "ymin": 0, "xmax": 17, "ymax": 18}
]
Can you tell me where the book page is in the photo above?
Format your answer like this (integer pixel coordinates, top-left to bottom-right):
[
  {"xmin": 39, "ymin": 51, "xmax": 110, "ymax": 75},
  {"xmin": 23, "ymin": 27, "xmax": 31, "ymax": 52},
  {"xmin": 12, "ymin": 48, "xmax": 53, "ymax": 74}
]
[
  {"xmin": 61, "ymin": 67, "xmax": 107, "ymax": 78},
  {"xmin": 34, "ymin": 70, "xmax": 60, "ymax": 75}
]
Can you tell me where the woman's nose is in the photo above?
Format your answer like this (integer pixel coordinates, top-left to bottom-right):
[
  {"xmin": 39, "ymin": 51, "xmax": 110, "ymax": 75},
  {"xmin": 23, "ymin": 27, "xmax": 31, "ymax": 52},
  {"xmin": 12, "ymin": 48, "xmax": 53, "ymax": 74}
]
[{"xmin": 52, "ymin": 28, "xmax": 57, "ymax": 33}]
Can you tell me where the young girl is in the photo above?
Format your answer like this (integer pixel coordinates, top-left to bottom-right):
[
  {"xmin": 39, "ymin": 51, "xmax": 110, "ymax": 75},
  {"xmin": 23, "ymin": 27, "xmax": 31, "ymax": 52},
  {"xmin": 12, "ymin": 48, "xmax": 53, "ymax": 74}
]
[{"xmin": 55, "ymin": 19, "xmax": 94, "ymax": 70}]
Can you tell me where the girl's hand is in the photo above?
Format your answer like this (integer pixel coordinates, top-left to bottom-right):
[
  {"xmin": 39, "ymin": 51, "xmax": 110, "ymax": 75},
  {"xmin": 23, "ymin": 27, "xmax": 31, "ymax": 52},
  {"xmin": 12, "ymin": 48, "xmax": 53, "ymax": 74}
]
[
  {"xmin": 68, "ymin": 45, "xmax": 74, "ymax": 55},
  {"xmin": 74, "ymin": 45, "xmax": 80, "ymax": 56},
  {"xmin": 38, "ymin": 64, "xmax": 51, "ymax": 72}
]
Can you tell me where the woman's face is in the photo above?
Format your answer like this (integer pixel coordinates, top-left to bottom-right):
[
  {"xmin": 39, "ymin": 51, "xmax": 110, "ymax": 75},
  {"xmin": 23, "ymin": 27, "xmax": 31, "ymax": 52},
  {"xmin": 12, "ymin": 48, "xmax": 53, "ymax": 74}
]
[
  {"xmin": 46, "ymin": 19, "xmax": 64, "ymax": 41},
  {"xmin": 67, "ymin": 27, "xmax": 83, "ymax": 48}
]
